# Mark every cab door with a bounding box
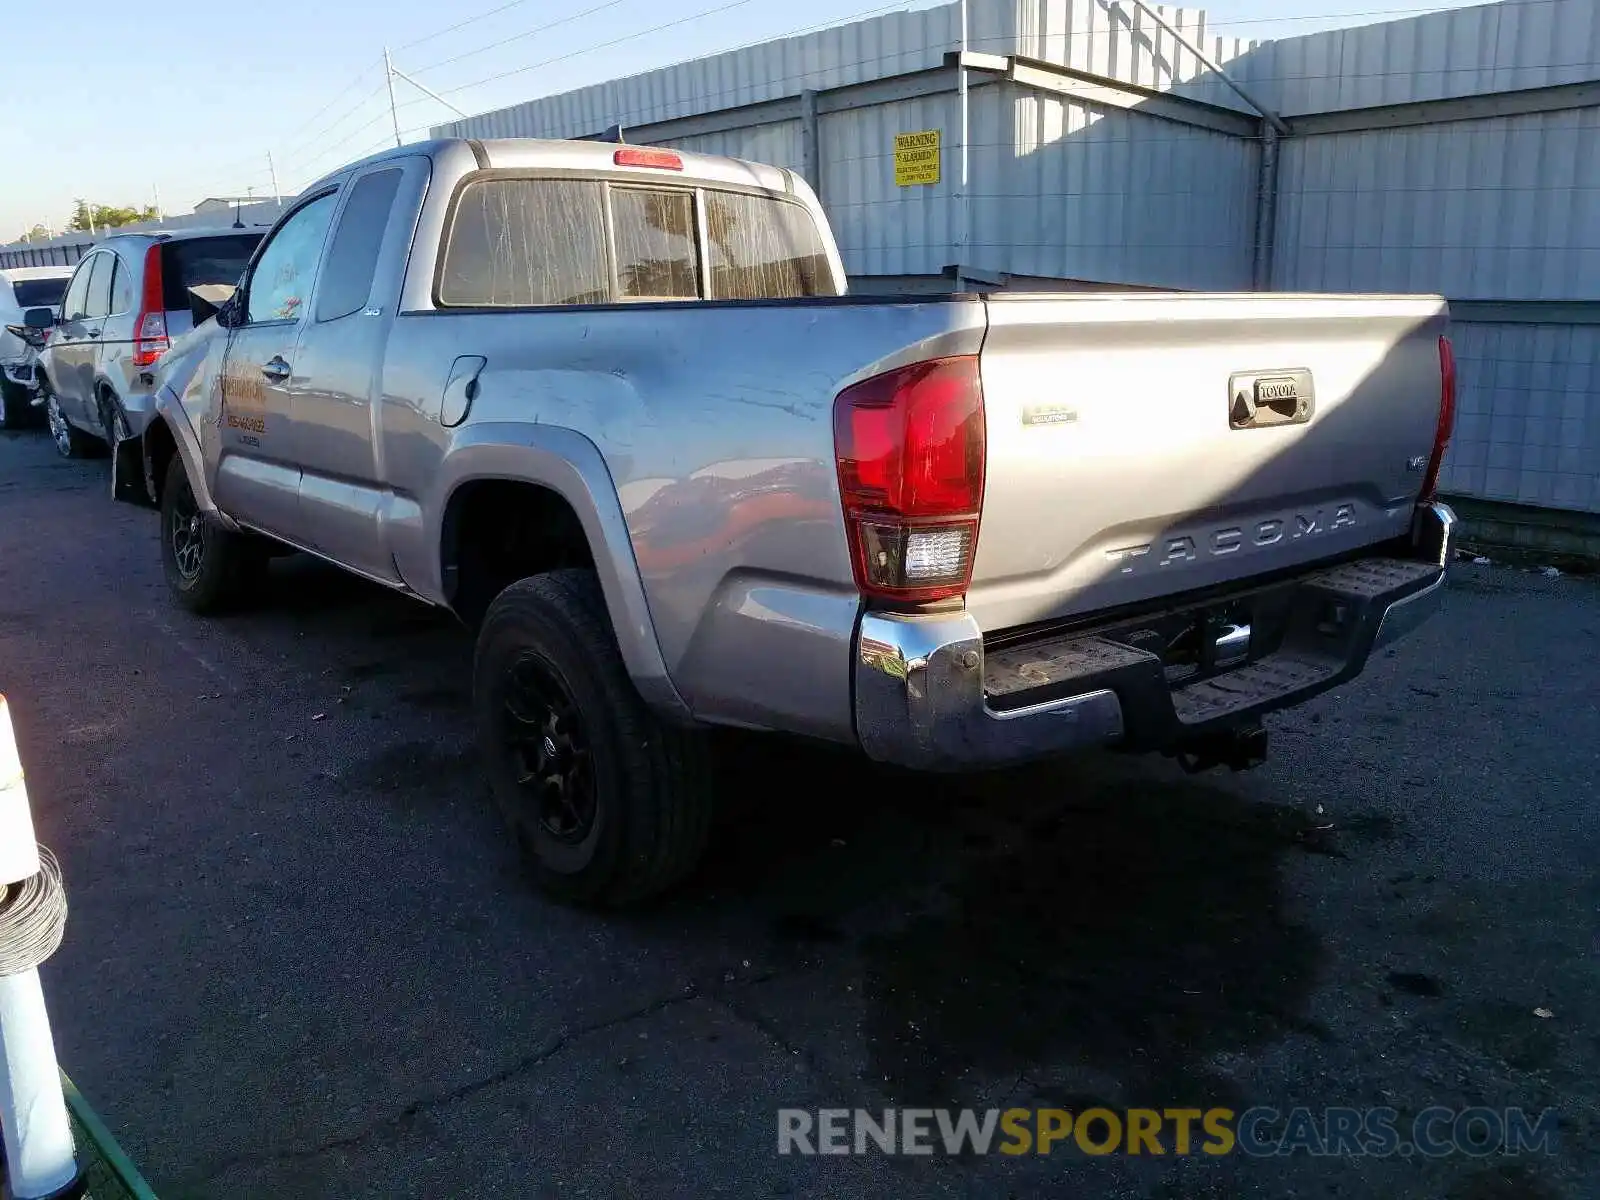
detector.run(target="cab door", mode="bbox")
[45,253,105,425]
[288,161,416,582]
[214,189,339,537]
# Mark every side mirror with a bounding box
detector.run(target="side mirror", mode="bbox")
[22,307,54,330]
[219,296,245,329]
[188,283,238,328]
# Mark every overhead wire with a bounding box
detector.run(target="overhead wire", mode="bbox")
[254,0,1595,195]
[278,80,392,169]
[395,0,544,52]
[432,0,758,99]
[411,0,631,74]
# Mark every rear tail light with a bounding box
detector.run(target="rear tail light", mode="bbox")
[614,147,683,171]
[1419,334,1456,504]
[132,244,169,367]
[833,356,986,603]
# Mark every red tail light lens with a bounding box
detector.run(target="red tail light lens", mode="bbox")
[614,147,683,171]
[132,244,169,367]
[834,356,986,603]
[1419,334,1456,504]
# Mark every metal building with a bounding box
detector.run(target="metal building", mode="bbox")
[1237,0,1600,529]
[431,0,1600,545]
[433,2,1266,292]
[2,0,1593,547]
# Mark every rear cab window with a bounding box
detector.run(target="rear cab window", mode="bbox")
[161,235,262,314]
[437,171,835,308]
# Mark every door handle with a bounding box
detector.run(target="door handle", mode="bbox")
[262,356,291,383]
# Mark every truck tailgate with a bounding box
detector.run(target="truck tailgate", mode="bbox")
[967,293,1449,634]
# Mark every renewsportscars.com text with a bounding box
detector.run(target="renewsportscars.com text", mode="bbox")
[778,1106,1559,1158]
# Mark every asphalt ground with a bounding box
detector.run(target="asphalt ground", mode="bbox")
[1,425,1596,1199]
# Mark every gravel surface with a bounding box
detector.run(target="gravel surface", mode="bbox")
[1,427,1596,1199]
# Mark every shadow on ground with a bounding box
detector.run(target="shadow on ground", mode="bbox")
[240,552,1340,1114]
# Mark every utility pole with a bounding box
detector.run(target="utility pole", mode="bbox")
[384,46,403,148]
[267,151,282,207]
[152,183,163,226]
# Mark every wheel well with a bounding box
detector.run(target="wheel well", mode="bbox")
[441,480,596,628]
[94,382,124,437]
[144,417,179,502]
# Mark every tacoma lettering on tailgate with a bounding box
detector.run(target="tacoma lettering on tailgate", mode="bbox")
[1105,505,1357,574]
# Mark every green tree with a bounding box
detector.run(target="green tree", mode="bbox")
[66,200,160,232]
[14,224,51,243]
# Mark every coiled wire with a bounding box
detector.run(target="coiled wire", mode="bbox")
[0,846,67,976]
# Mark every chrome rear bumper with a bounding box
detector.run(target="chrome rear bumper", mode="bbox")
[853,503,1456,771]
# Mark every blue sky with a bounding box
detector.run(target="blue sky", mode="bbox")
[0,0,1487,239]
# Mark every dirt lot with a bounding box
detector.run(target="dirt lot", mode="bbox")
[1,427,1596,1199]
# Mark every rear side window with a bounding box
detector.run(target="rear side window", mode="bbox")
[704,190,833,300]
[317,168,403,322]
[83,254,114,318]
[161,234,263,312]
[437,175,836,307]
[440,178,609,307]
[11,278,68,308]
[110,256,134,313]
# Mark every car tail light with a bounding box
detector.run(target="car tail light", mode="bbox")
[833,356,986,603]
[132,244,169,367]
[1419,335,1456,504]
[614,147,683,171]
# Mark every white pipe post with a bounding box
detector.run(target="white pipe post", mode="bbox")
[0,697,77,1199]
[956,0,970,284]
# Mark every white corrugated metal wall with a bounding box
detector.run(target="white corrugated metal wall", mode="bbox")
[6,0,1589,524]
[1256,0,1600,515]
[433,0,1262,290]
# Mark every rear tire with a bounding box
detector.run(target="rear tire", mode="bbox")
[160,461,267,614]
[473,570,714,907]
[0,380,32,430]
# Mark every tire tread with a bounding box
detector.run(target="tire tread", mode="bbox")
[474,570,712,907]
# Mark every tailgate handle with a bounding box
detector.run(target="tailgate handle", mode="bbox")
[1229,369,1314,430]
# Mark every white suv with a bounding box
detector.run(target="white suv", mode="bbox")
[0,266,72,429]
[38,228,260,459]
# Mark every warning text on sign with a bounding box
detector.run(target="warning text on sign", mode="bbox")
[894,130,941,186]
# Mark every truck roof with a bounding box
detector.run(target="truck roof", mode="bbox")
[305,137,796,199]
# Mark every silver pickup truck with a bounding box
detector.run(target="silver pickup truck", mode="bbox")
[134,136,1457,906]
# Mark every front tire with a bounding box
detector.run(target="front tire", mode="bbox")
[473,570,714,907]
[160,462,267,614]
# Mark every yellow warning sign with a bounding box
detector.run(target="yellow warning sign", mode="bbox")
[894,130,941,186]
